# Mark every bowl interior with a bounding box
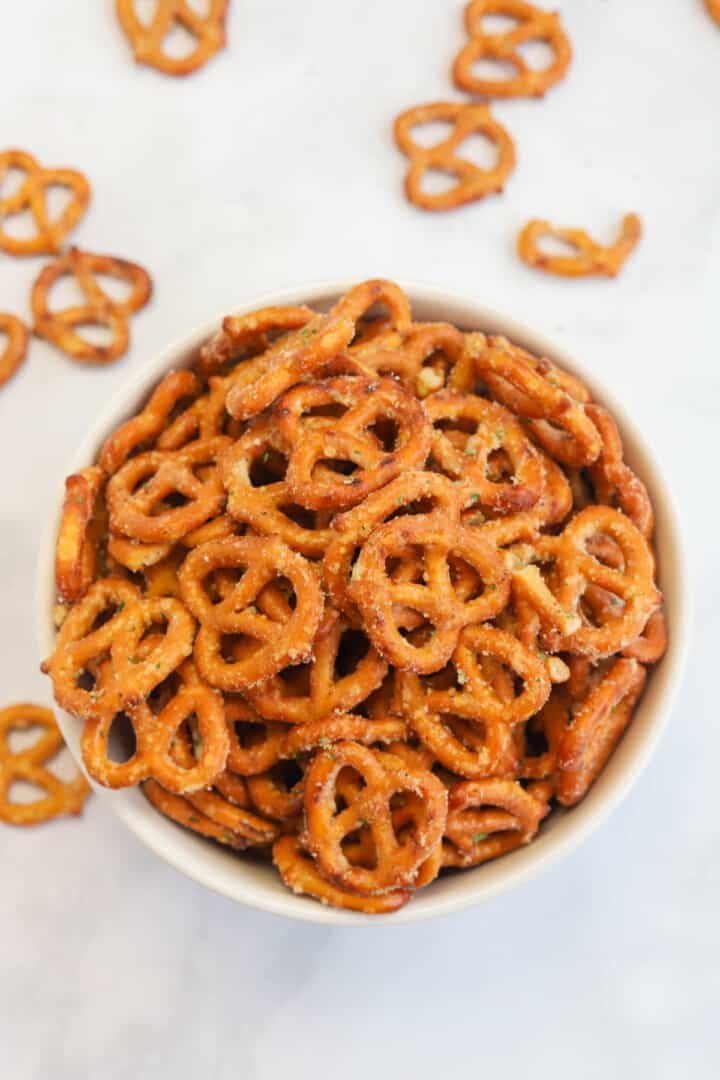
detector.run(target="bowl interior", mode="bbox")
[37,281,689,925]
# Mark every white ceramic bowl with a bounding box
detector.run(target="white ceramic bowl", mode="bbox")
[37,281,689,925]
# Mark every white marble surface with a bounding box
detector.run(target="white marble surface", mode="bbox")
[1,1,719,1076]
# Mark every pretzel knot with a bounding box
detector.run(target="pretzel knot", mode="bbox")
[0,149,90,256]
[55,466,105,602]
[442,778,548,867]
[393,101,516,211]
[348,515,510,673]
[304,741,447,894]
[107,436,230,543]
[32,247,152,364]
[452,0,572,99]
[178,536,324,690]
[0,312,29,390]
[0,704,90,825]
[99,370,200,474]
[275,373,433,511]
[115,0,229,77]
[517,215,642,278]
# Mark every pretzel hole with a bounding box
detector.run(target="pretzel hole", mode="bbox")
[132,0,161,24]
[70,323,116,348]
[468,57,519,82]
[406,121,455,149]
[516,39,555,71]
[250,448,287,486]
[161,23,202,61]
[220,633,264,663]
[43,271,87,312]
[449,557,486,601]
[419,170,464,197]
[456,132,502,171]
[334,766,366,812]
[234,719,272,750]
[105,711,137,764]
[278,502,321,530]
[368,417,400,453]
[486,447,513,480]
[8,779,52,806]
[44,183,76,222]
[534,233,580,258]
[93,273,136,306]
[523,722,549,758]
[0,166,27,200]
[274,758,303,793]
[478,13,519,34]
[7,725,49,754]
[275,663,310,697]
[316,457,359,477]
[335,628,371,678]
[1,207,42,241]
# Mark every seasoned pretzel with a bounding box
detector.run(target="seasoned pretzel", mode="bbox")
[107,436,229,543]
[0,149,90,256]
[280,714,406,759]
[247,608,387,724]
[349,515,509,673]
[223,698,287,776]
[115,0,228,76]
[358,321,471,398]
[426,389,544,512]
[393,101,516,211]
[466,451,572,547]
[199,305,315,375]
[99,370,200,473]
[179,536,324,690]
[0,312,30,389]
[450,624,552,724]
[277,373,432,511]
[273,835,411,913]
[0,704,90,825]
[304,742,447,894]
[517,215,642,278]
[585,404,653,537]
[442,778,547,867]
[468,333,601,467]
[247,762,305,824]
[54,466,104,602]
[144,779,251,849]
[32,247,152,364]
[452,0,572,99]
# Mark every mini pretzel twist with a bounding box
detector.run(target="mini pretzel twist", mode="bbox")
[452,0,572,99]
[304,741,447,894]
[115,0,229,77]
[0,149,90,256]
[32,247,152,364]
[517,215,642,278]
[99,370,200,473]
[0,704,90,825]
[55,466,105,602]
[199,305,315,375]
[442,778,548,867]
[0,312,30,389]
[393,101,516,211]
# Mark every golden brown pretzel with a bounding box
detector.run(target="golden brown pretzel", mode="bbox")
[32,247,152,363]
[585,403,653,537]
[199,305,315,375]
[99,370,200,473]
[393,101,516,211]
[442,778,547,867]
[55,466,105,602]
[115,0,229,76]
[0,149,90,255]
[0,312,30,389]
[517,215,642,278]
[452,0,572,99]
[0,704,90,825]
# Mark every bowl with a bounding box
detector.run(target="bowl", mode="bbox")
[36,280,690,925]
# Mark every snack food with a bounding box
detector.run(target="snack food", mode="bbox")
[44,280,666,914]
[0,312,29,390]
[115,0,229,76]
[0,704,90,825]
[32,247,152,363]
[0,149,90,256]
[452,0,572,99]
[393,102,516,211]
[517,215,642,278]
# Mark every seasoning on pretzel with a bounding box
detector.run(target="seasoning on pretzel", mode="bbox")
[517,215,642,278]
[115,0,229,77]
[0,149,90,256]
[41,280,667,913]
[393,101,516,211]
[0,312,30,390]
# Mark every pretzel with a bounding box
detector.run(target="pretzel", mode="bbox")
[99,370,200,473]
[426,390,544,512]
[442,778,547,867]
[222,414,336,558]
[179,536,324,690]
[555,658,647,806]
[585,404,653,537]
[393,101,516,211]
[273,836,411,913]
[247,762,305,824]
[349,515,509,673]
[517,214,642,278]
[277,373,432,511]
[452,0,572,99]
[304,742,447,894]
[247,608,388,724]
[0,149,90,256]
[467,451,572,547]
[199,305,315,375]
[144,778,263,849]
[0,704,90,825]
[115,0,228,76]
[280,714,407,759]
[468,333,601,467]
[107,436,229,543]
[0,312,29,389]
[32,247,152,364]
[355,322,471,398]
[483,333,592,407]
[55,466,105,602]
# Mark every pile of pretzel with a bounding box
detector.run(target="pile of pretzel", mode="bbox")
[42,279,666,913]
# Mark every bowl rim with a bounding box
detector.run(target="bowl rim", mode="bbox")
[36,278,691,926]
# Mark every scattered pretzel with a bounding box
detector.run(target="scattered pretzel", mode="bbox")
[394,101,516,211]
[0,149,90,256]
[115,0,229,77]
[452,0,572,98]
[517,215,642,278]
[0,313,30,389]
[32,247,152,364]
[0,704,90,825]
